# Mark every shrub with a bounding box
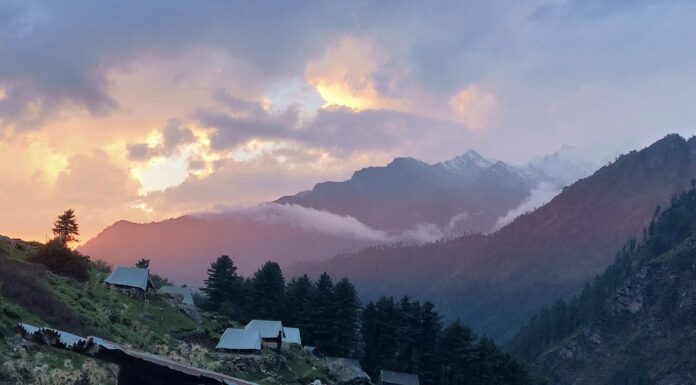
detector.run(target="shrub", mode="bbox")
[30,238,90,282]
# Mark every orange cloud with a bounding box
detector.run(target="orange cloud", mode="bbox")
[449,84,498,130]
[305,37,389,110]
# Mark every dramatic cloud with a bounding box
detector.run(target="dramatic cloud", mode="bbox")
[4,0,696,242]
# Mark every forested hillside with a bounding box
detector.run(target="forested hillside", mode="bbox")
[290,134,696,339]
[508,183,696,384]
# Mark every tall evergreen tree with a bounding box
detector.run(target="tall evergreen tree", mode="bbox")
[201,255,242,311]
[52,209,80,245]
[439,320,476,385]
[396,296,421,373]
[333,278,360,357]
[285,275,314,339]
[310,272,336,353]
[249,261,285,319]
[415,302,442,385]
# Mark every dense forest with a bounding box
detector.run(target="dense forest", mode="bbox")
[508,182,696,382]
[199,256,531,385]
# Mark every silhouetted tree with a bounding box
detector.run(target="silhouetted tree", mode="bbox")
[249,261,285,319]
[201,255,242,312]
[31,238,90,282]
[333,278,361,356]
[52,209,80,245]
[135,258,150,269]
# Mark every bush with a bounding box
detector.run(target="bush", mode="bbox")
[30,238,91,282]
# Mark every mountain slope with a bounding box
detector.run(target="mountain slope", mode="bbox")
[508,184,696,385]
[288,134,696,340]
[81,148,592,282]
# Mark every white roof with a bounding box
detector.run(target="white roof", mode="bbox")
[216,328,262,351]
[244,320,283,339]
[104,266,151,290]
[282,327,301,345]
[157,286,194,305]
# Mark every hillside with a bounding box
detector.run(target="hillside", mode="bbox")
[288,134,696,340]
[80,148,592,282]
[508,183,696,384]
[0,236,334,385]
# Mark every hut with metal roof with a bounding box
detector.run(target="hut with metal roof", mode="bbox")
[104,266,153,291]
[216,328,262,353]
[244,320,284,341]
[378,370,420,385]
[157,285,195,306]
[282,327,301,345]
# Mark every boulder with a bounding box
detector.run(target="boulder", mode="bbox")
[327,358,372,385]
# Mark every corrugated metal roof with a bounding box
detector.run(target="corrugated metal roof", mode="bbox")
[104,266,150,290]
[245,320,283,339]
[18,322,258,385]
[216,328,262,351]
[380,370,420,385]
[157,285,195,305]
[282,327,301,345]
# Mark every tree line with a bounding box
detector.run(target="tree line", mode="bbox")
[201,255,531,385]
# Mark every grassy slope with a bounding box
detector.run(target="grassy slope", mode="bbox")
[0,236,333,384]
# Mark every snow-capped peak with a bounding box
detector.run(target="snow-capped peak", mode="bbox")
[439,150,496,171]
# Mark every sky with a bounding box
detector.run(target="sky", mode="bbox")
[3,0,696,242]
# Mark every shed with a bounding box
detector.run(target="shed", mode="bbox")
[378,370,420,385]
[244,320,284,340]
[104,266,153,291]
[282,327,301,345]
[216,328,262,352]
[157,285,194,306]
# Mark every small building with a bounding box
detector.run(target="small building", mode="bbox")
[244,320,284,341]
[282,327,301,345]
[216,328,262,353]
[157,285,195,306]
[104,266,153,291]
[378,370,420,385]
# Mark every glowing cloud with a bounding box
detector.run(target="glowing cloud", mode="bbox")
[305,37,385,110]
[449,85,498,130]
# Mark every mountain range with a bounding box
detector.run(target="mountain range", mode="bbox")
[287,134,696,340]
[80,147,594,284]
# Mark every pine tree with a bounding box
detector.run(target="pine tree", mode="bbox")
[439,320,476,385]
[396,296,421,373]
[285,275,314,340]
[415,301,442,385]
[249,261,285,319]
[310,272,336,353]
[201,255,242,311]
[52,209,80,245]
[333,278,360,357]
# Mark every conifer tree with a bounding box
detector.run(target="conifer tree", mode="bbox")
[310,272,336,353]
[439,320,476,385]
[285,275,314,337]
[52,209,80,245]
[415,302,442,385]
[333,278,360,357]
[249,261,285,319]
[201,255,242,311]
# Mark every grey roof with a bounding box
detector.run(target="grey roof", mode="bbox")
[157,285,195,305]
[18,323,86,348]
[380,370,420,385]
[18,322,258,385]
[216,328,262,351]
[282,327,301,345]
[104,266,151,290]
[245,320,284,339]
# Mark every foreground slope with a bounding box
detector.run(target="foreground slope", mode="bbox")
[509,184,696,385]
[289,134,696,339]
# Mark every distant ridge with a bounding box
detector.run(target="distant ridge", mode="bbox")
[287,134,696,340]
